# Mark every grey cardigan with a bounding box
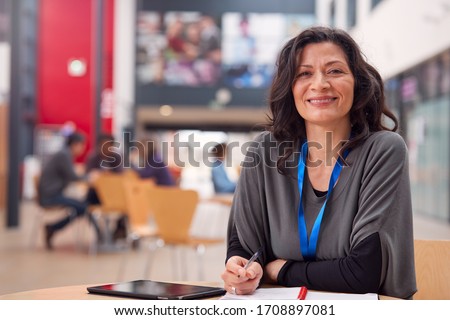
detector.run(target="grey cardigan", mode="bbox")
[228,130,417,299]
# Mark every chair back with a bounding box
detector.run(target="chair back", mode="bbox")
[93,172,138,212]
[123,179,155,228]
[147,187,199,243]
[122,169,139,180]
[414,239,450,299]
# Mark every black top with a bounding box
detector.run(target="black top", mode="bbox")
[227,226,382,294]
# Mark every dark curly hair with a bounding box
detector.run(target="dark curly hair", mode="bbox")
[267,26,398,174]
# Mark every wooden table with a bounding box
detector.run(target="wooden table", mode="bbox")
[0,284,123,300]
[0,282,395,300]
[0,282,222,300]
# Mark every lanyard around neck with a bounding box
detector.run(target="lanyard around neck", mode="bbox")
[297,141,349,261]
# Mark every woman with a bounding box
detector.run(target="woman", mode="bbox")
[221,27,416,299]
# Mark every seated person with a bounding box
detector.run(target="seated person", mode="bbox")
[85,133,122,203]
[221,26,416,299]
[211,142,236,194]
[38,132,102,250]
[131,135,175,186]
[85,133,126,240]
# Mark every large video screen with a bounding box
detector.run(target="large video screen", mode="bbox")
[136,11,314,89]
[135,0,315,107]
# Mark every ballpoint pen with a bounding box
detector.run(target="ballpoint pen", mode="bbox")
[238,246,263,277]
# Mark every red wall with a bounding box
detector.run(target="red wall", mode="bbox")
[102,0,114,134]
[37,0,114,159]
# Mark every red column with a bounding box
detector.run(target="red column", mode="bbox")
[37,0,115,159]
[101,0,115,134]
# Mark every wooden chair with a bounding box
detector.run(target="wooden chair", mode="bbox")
[413,239,450,299]
[146,186,224,280]
[89,170,139,252]
[91,172,129,213]
[118,179,158,279]
[122,168,140,181]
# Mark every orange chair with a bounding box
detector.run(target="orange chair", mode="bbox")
[118,179,158,279]
[90,171,137,214]
[89,170,139,253]
[146,186,224,280]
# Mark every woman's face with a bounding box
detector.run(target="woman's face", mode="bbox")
[292,42,355,129]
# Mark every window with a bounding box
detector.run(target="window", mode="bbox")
[347,0,357,28]
[0,0,9,42]
[330,0,336,27]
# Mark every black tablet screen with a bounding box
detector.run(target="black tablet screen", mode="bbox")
[87,280,226,300]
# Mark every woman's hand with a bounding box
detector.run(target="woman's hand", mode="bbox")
[221,256,263,295]
[264,259,287,283]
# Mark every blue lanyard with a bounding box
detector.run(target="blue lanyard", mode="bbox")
[297,142,349,261]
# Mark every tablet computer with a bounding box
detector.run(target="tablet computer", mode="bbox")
[87,280,226,300]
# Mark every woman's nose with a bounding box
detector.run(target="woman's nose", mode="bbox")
[310,73,330,90]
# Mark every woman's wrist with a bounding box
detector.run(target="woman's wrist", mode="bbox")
[276,260,295,285]
[264,259,287,284]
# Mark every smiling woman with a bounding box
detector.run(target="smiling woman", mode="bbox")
[293,42,354,130]
[221,26,416,299]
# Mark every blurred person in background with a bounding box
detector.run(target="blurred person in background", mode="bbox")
[131,135,175,186]
[38,132,102,250]
[85,133,122,204]
[199,15,221,63]
[85,133,127,241]
[211,142,236,194]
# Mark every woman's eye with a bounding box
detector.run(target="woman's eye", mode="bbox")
[328,69,343,74]
[297,71,311,77]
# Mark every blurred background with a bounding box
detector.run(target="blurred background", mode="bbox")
[0,0,449,296]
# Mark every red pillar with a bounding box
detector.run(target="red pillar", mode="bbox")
[37,0,115,159]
